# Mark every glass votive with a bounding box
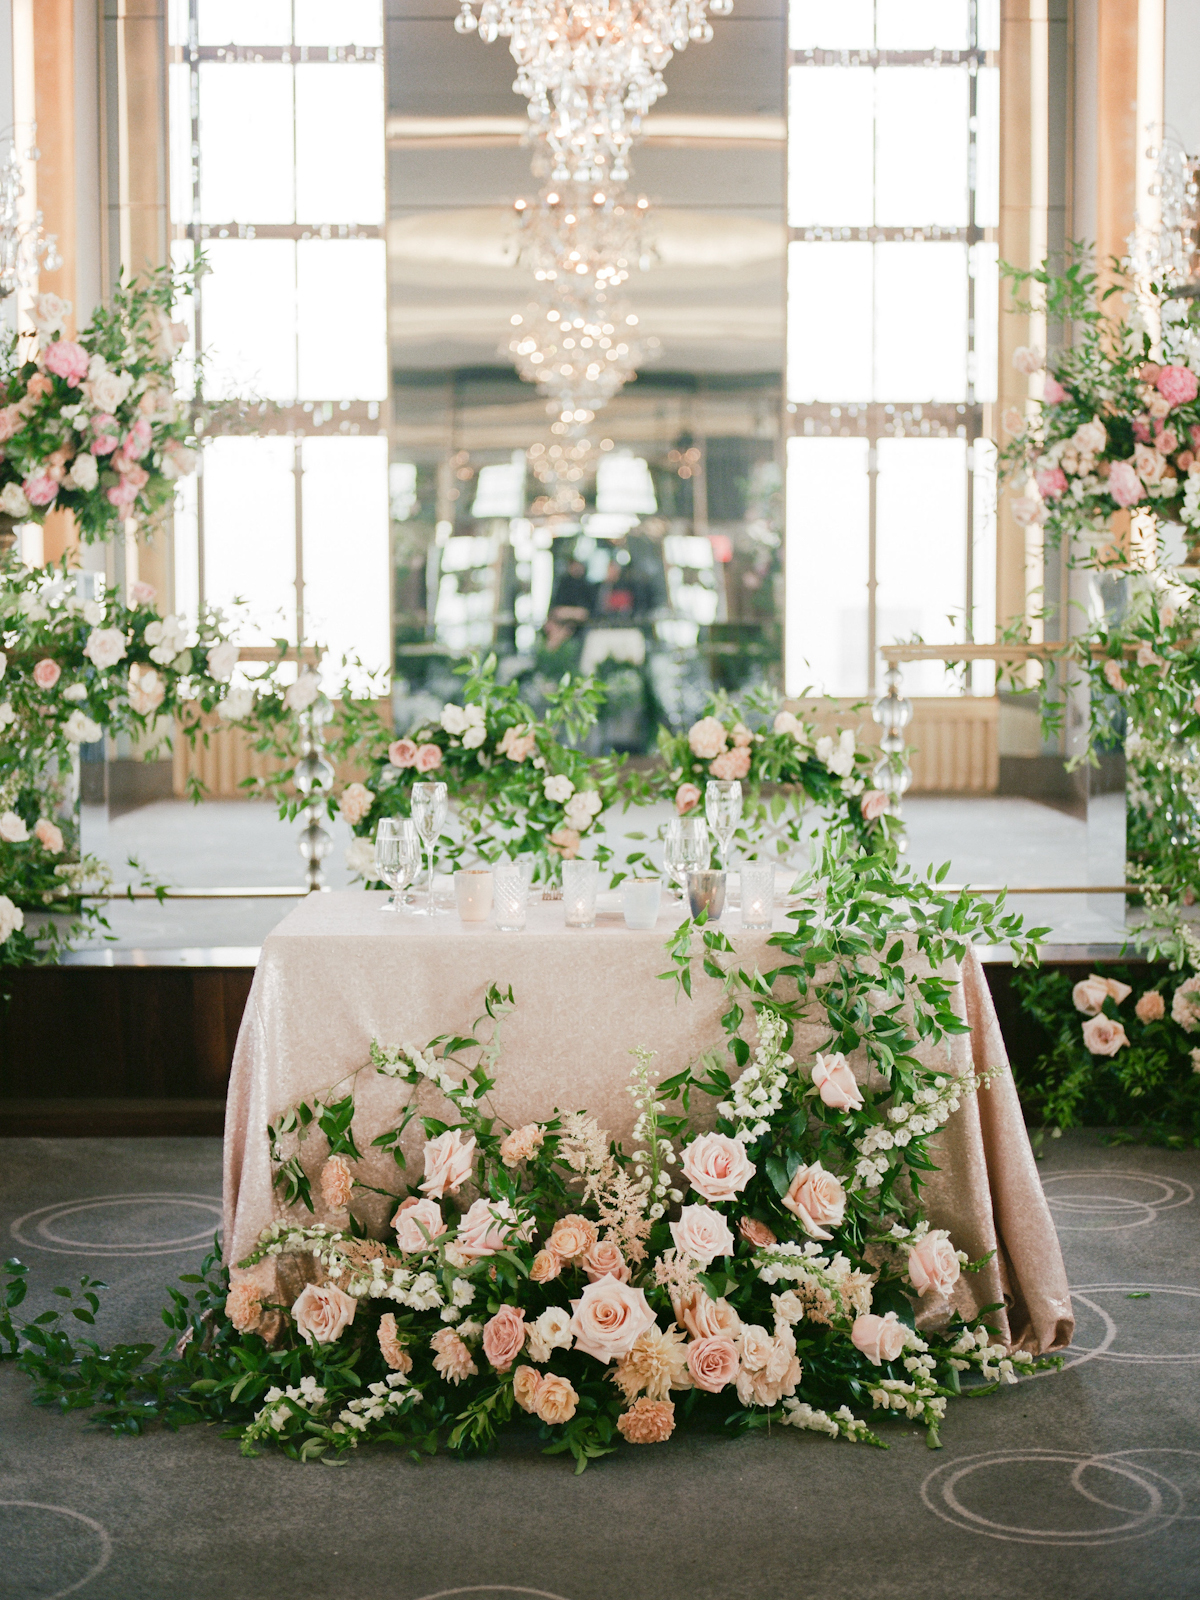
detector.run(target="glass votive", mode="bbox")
[455,868,493,923]
[493,860,533,932]
[740,862,775,929]
[622,876,663,930]
[687,869,726,922]
[562,859,599,927]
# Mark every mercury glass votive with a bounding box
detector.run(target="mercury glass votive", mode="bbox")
[455,868,493,923]
[740,862,774,930]
[622,875,663,930]
[686,869,726,922]
[493,860,533,932]
[562,858,599,927]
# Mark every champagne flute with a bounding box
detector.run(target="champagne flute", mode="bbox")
[410,781,448,916]
[374,817,421,913]
[664,816,711,897]
[705,779,742,872]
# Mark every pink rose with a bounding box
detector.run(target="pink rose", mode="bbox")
[388,738,417,768]
[781,1161,846,1240]
[1103,658,1126,692]
[675,782,701,816]
[810,1051,864,1113]
[1081,1015,1129,1056]
[582,1239,630,1282]
[418,1128,475,1198]
[1134,443,1164,485]
[1157,364,1199,408]
[414,742,442,772]
[106,479,138,510]
[1071,974,1110,1016]
[569,1277,656,1363]
[669,1203,736,1267]
[686,1334,740,1393]
[23,472,58,507]
[907,1233,961,1298]
[1042,375,1066,405]
[1135,991,1164,1023]
[710,745,751,781]
[90,414,119,455]
[454,1197,532,1261]
[32,658,60,689]
[1156,426,1178,455]
[533,1373,578,1425]
[851,1311,907,1365]
[122,417,153,459]
[130,581,156,604]
[687,716,727,760]
[392,1195,446,1252]
[1108,460,1143,507]
[34,818,63,854]
[674,1288,742,1342]
[1035,465,1068,500]
[337,781,374,825]
[482,1304,527,1372]
[513,1364,543,1413]
[42,339,89,386]
[860,789,888,822]
[291,1282,357,1344]
[0,403,23,441]
[680,1132,755,1203]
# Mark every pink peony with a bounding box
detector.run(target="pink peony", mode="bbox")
[42,340,89,385]
[617,1397,675,1443]
[454,1197,532,1261]
[122,417,153,459]
[89,414,119,455]
[1081,1015,1129,1056]
[582,1240,630,1282]
[680,1132,755,1203]
[113,457,148,488]
[291,1282,357,1344]
[482,1304,527,1372]
[1157,365,1199,408]
[710,745,751,781]
[388,738,417,768]
[1108,460,1143,507]
[32,658,60,689]
[392,1195,446,1252]
[810,1051,865,1113]
[675,782,701,816]
[23,472,58,507]
[1035,466,1068,500]
[430,1327,477,1384]
[687,715,727,760]
[851,1311,907,1365]
[106,479,138,510]
[782,1161,846,1240]
[418,1128,476,1198]
[34,818,63,854]
[1042,375,1066,405]
[907,1233,961,1298]
[1135,991,1165,1023]
[414,742,442,772]
[569,1277,656,1362]
[319,1154,355,1209]
[686,1335,740,1393]
[669,1203,736,1267]
[860,789,889,822]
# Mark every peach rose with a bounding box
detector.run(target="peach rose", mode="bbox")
[482,1304,527,1372]
[907,1233,961,1298]
[530,1247,562,1283]
[781,1161,846,1240]
[674,1288,742,1342]
[1103,657,1126,691]
[33,818,63,854]
[738,1216,776,1248]
[378,1312,412,1374]
[454,1197,532,1261]
[548,826,581,859]
[731,722,753,747]
[686,1335,740,1393]
[418,1128,476,1198]
[680,1132,755,1203]
[549,1213,598,1262]
[534,1373,579,1425]
[582,1240,630,1282]
[512,1364,542,1413]
[675,782,702,816]
[292,1282,357,1345]
[338,782,374,825]
[617,1397,675,1443]
[224,1279,263,1333]
[810,1052,864,1113]
[392,1195,446,1252]
[388,738,417,768]
[1135,990,1165,1023]
[319,1154,355,1209]
[499,1123,544,1166]
[414,742,442,772]
[860,789,888,822]
[710,745,751,782]
[851,1311,907,1366]
[1073,973,1129,1015]
[32,657,60,689]
[1081,1015,1129,1056]
[498,724,537,763]
[569,1277,656,1362]
[687,716,727,760]
[430,1327,477,1384]
[669,1204,736,1267]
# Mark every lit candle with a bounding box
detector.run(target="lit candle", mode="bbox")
[454,869,493,923]
[563,859,599,927]
[740,862,774,930]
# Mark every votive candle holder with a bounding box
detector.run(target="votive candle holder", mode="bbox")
[686,869,726,922]
[740,862,774,929]
[493,860,533,932]
[454,868,493,923]
[622,875,663,930]
[562,859,599,927]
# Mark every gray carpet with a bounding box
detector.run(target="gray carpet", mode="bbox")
[0,1131,1197,1599]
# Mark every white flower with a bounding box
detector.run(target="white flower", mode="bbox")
[0,482,30,519]
[65,452,98,491]
[0,810,29,842]
[0,651,5,678]
[461,723,486,749]
[345,836,375,878]
[206,641,239,682]
[83,367,133,413]
[218,686,255,722]
[440,702,468,735]
[543,773,574,803]
[82,599,104,626]
[534,1306,573,1350]
[773,710,806,741]
[83,627,127,670]
[32,292,70,337]
[284,671,320,712]
[0,894,24,943]
[64,709,102,744]
[1012,345,1044,375]
[0,702,14,728]
[815,728,856,777]
[61,684,88,703]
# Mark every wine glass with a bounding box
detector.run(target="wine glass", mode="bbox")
[410,781,448,916]
[374,817,421,913]
[664,816,711,897]
[705,779,742,871]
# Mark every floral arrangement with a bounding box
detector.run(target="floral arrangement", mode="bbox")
[1012,963,1200,1146]
[0,270,197,540]
[1,830,1050,1464]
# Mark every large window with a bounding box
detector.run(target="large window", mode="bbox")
[784,0,999,697]
[168,0,390,675]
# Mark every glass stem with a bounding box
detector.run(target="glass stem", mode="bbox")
[427,840,436,913]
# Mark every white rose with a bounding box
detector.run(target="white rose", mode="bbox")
[461,723,486,749]
[218,686,255,722]
[0,894,24,943]
[0,650,5,678]
[66,452,98,491]
[284,671,320,712]
[206,641,239,682]
[61,684,88,702]
[817,728,855,777]
[534,1306,573,1351]
[440,702,468,735]
[82,600,104,625]
[32,292,69,337]
[345,836,375,878]
[0,482,31,518]
[83,369,133,413]
[0,810,29,842]
[543,774,574,803]
[144,621,164,646]
[0,702,14,728]
[64,709,102,744]
[83,627,127,670]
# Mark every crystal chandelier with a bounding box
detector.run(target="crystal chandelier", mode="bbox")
[505,285,657,419]
[513,182,654,297]
[0,132,61,300]
[454,0,733,183]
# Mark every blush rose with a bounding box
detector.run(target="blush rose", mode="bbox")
[680,1132,755,1203]
[851,1311,907,1366]
[388,738,418,768]
[569,1277,656,1362]
[810,1052,864,1113]
[32,658,60,689]
[1081,1016,1129,1056]
[674,781,701,815]
[907,1233,961,1298]
[392,1195,446,1252]
[669,1204,736,1267]
[482,1304,527,1372]
[418,1128,476,1198]
[686,1335,740,1393]
[291,1282,357,1344]
[781,1161,846,1240]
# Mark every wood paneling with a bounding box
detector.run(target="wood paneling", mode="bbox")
[796,696,1000,793]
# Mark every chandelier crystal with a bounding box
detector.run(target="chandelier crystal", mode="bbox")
[513,182,654,296]
[504,285,658,419]
[0,132,61,300]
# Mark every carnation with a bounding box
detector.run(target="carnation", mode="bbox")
[319,1154,355,1210]
[616,1397,675,1443]
[1171,975,1200,1032]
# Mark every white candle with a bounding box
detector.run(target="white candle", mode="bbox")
[455,869,493,923]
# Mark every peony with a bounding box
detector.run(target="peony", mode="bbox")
[23,473,59,507]
[851,1311,907,1365]
[292,1282,357,1344]
[569,1277,656,1362]
[65,452,98,491]
[319,1154,355,1209]
[1103,658,1126,692]
[512,1364,543,1413]
[1081,1015,1129,1056]
[414,742,442,772]
[482,1304,527,1372]
[122,417,153,459]
[206,641,238,682]
[499,1123,543,1166]
[388,738,418,768]
[529,1248,562,1283]
[680,1132,755,1203]
[543,772,574,803]
[32,658,60,689]
[454,1197,532,1261]
[674,1288,742,1343]
[534,1373,579,1425]
[782,1161,846,1240]
[811,1051,865,1113]
[1135,990,1165,1023]
[687,1335,740,1393]
[907,1232,961,1298]
[392,1196,446,1252]
[669,1204,736,1267]
[674,781,701,815]
[548,1213,598,1262]
[738,1216,776,1248]
[860,789,889,822]
[709,745,751,781]
[224,1280,263,1333]
[430,1327,477,1384]
[1012,345,1044,374]
[1042,374,1067,405]
[582,1240,630,1282]
[127,663,165,716]
[688,715,728,759]
[83,627,127,670]
[42,339,90,385]
[88,413,119,455]
[617,1398,675,1443]
[418,1128,476,1198]
[1036,465,1068,500]
[63,709,101,744]
[1108,460,1143,507]
[338,782,374,826]
[33,818,63,854]
[0,810,29,842]
[0,894,24,942]
[378,1312,412,1374]
[1157,364,1198,408]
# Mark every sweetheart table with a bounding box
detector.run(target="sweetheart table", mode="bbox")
[222,890,1073,1354]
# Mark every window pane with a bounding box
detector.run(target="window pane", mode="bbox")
[787,241,872,402]
[302,437,390,680]
[975,66,1000,228]
[173,471,199,628]
[977,0,1000,51]
[875,437,966,693]
[875,68,968,227]
[788,68,873,227]
[785,436,869,696]
[971,437,997,692]
[296,240,387,399]
[788,0,873,50]
[198,64,294,223]
[970,241,998,401]
[876,0,969,49]
[294,0,383,46]
[295,64,384,224]
[169,62,193,225]
[202,239,297,400]
[198,0,291,45]
[874,242,966,400]
[203,437,297,643]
